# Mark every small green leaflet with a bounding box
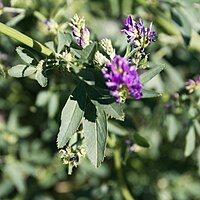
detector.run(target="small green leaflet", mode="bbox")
[16,46,35,64]
[133,132,150,148]
[57,83,86,148]
[83,100,107,167]
[48,93,59,118]
[141,89,161,98]
[8,65,36,78]
[35,61,47,87]
[166,114,179,142]
[92,100,124,121]
[140,65,165,84]
[45,41,55,52]
[184,126,196,157]
[57,32,72,53]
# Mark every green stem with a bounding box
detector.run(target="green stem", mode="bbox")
[114,145,135,200]
[0,22,53,56]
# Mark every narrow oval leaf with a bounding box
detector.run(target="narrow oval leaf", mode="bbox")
[83,103,107,168]
[16,46,35,64]
[35,64,47,87]
[193,120,200,137]
[133,132,150,148]
[35,91,50,107]
[140,65,165,84]
[48,93,59,118]
[141,89,162,98]
[184,126,196,157]
[166,114,179,142]
[57,83,86,148]
[8,65,36,78]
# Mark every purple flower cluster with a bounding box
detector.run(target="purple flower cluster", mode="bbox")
[102,55,143,102]
[121,15,157,51]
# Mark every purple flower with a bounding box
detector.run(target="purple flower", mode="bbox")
[186,75,200,93]
[70,15,90,48]
[102,55,143,102]
[121,15,157,51]
[77,27,90,48]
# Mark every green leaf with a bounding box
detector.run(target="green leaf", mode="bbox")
[57,83,86,148]
[108,121,128,136]
[197,147,200,176]
[8,65,36,78]
[57,32,72,53]
[45,41,55,52]
[166,114,179,142]
[133,132,150,148]
[194,120,200,137]
[16,46,35,64]
[35,91,50,107]
[4,164,26,193]
[184,126,196,157]
[92,101,124,121]
[171,7,192,45]
[0,22,53,56]
[35,63,47,87]
[140,65,165,84]
[6,12,26,27]
[141,89,162,98]
[48,93,59,118]
[83,101,107,167]
[80,42,97,62]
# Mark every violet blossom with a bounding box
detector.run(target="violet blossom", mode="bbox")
[102,55,143,102]
[121,15,157,52]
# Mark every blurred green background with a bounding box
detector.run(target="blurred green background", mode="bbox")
[1,0,200,199]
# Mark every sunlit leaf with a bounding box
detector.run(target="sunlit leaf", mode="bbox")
[57,32,72,53]
[184,126,196,157]
[140,65,165,84]
[93,101,124,121]
[48,93,59,118]
[83,101,107,167]
[166,114,179,142]
[141,89,162,98]
[16,46,35,64]
[35,64,47,87]
[57,83,86,148]
[8,65,36,78]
